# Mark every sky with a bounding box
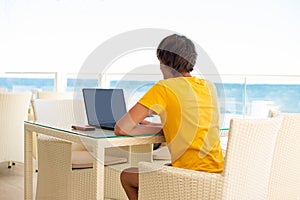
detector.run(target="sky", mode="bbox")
[0,0,299,76]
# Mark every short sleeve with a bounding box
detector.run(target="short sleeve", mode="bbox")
[138,82,167,115]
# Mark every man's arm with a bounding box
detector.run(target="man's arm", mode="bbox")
[114,103,162,136]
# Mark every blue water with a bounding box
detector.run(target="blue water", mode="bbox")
[215,83,300,114]
[0,78,98,92]
[0,77,55,91]
[1,78,299,113]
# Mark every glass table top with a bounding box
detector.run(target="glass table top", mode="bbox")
[24,121,164,139]
[25,121,229,139]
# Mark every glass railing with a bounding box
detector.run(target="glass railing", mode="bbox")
[104,74,300,128]
[1,72,299,128]
[0,72,56,92]
[0,72,99,93]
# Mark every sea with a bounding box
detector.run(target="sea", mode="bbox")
[1,78,300,114]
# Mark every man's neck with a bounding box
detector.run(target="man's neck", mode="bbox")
[180,72,192,77]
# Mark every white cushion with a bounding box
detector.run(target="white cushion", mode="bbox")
[104,155,128,166]
[71,151,128,169]
[72,151,93,169]
[153,146,171,160]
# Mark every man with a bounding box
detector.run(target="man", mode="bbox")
[114,34,224,200]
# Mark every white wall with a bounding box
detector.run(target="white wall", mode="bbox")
[0,0,299,75]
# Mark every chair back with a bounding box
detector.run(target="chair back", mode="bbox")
[222,118,282,200]
[36,135,72,199]
[37,91,73,99]
[268,113,300,199]
[0,92,31,163]
[32,99,87,127]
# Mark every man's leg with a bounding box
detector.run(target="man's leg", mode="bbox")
[120,167,139,200]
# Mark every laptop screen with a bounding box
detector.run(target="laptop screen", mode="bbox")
[82,88,127,127]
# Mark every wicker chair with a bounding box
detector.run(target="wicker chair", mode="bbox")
[33,99,129,199]
[0,92,31,167]
[36,135,130,200]
[139,118,282,200]
[30,91,74,160]
[32,98,87,156]
[268,113,300,199]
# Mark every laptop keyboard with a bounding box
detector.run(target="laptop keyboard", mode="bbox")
[100,123,116,130]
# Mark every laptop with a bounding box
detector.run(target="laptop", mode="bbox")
[82,88,127,130]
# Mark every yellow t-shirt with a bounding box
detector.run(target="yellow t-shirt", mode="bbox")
[138,77,224,173]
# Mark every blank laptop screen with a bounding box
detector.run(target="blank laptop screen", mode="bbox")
[82,88,127,127]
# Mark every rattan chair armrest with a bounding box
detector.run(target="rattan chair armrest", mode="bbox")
[139,162,223,200]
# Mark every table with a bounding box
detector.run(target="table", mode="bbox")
[24,121,165,200]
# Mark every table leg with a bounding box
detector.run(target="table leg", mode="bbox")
[94,146,105,200]
[24,128,33,200]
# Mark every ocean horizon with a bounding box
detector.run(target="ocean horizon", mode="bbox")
[1,78,299,114]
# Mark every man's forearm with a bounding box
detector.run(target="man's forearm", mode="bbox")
[126,124,163,136]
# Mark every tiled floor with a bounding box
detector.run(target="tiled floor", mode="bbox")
[0,161,37,200]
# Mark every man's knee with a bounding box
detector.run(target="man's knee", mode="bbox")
[120,170,129,185]
[120,167,138,186]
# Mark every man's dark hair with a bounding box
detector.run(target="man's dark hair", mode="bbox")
[157,34,197,73]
